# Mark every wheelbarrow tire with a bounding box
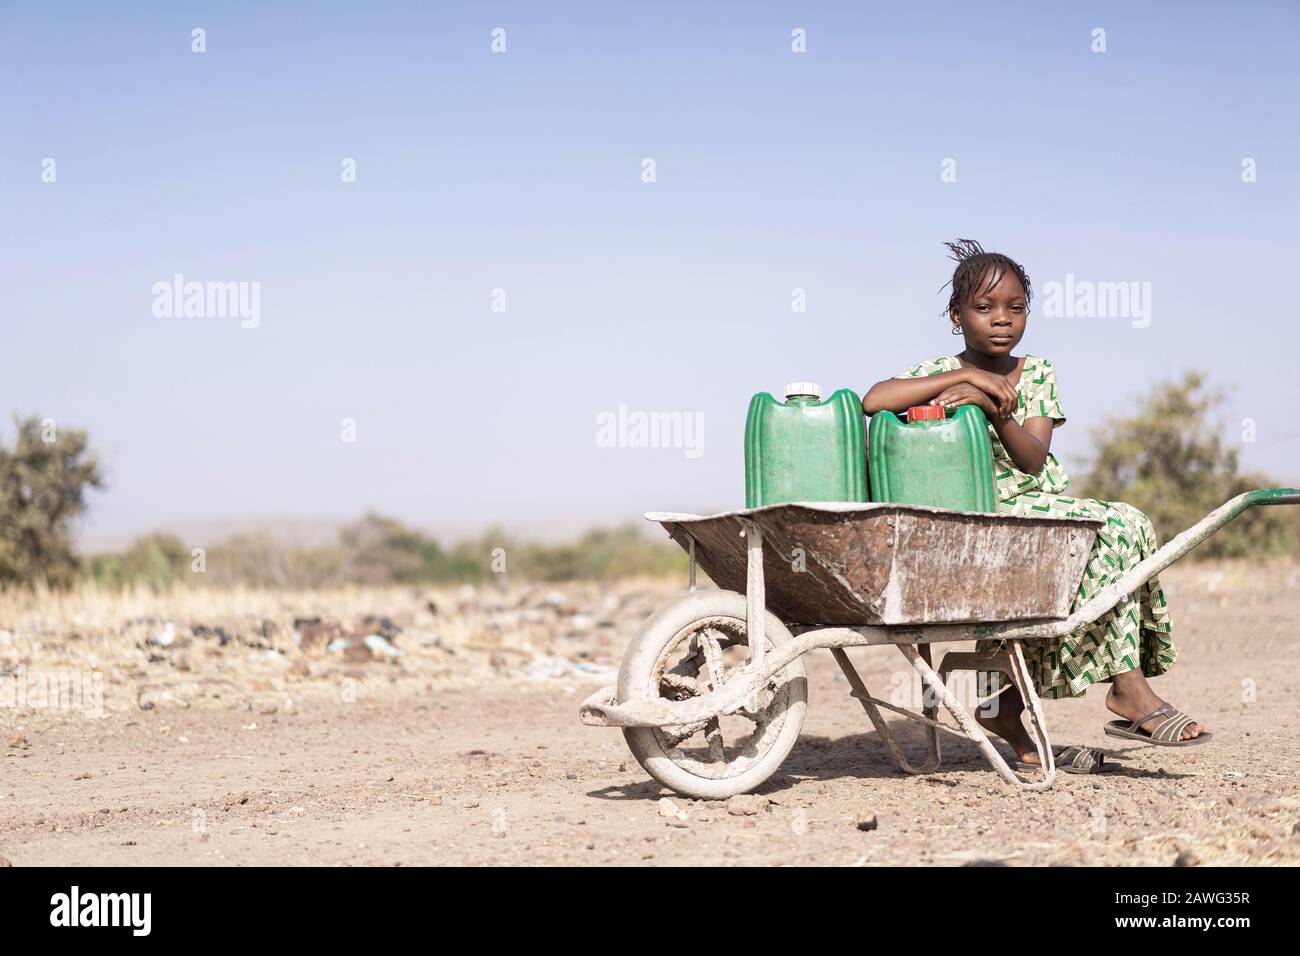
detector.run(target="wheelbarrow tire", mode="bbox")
[618,588,807,801]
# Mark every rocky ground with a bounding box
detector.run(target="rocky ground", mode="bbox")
[1,562,1297,866]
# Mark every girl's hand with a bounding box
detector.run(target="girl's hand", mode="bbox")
[960,368,1018,419]
[932,383,1005,420]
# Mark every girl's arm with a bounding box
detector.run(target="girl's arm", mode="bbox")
[930,381,1055,475]
[991,415,1054,476]
[862,371,967,415]
[862,368,1017,418]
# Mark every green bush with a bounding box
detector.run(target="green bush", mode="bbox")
[515,525,686,581]
[1079,371,1297,558]
[10,370,1295,593]
[0,416,103,587]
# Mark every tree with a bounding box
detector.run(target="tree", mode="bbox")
[0,416,104,587]
[122,532,189,591]
[516,524,686,581]
[1081,372,1295,558]
[337,513,430,585]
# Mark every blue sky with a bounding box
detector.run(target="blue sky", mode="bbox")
[2,1,1298,547]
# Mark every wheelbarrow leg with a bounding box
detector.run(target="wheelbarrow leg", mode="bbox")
[898,643,1055,791]
[830,647,941,775]
[737,518,766,715]
[1006,640,1055,785]
[917,644,941,765]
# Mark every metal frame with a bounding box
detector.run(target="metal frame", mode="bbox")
[828,643,1056,788]
[580,489,1300,789]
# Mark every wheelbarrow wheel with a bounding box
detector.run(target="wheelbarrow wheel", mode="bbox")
[618,589,807,800]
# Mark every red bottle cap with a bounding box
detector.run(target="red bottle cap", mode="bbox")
[906,404,946,422]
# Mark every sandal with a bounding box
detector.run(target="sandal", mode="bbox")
[1016,745,1118,774]
[1103,703,1213,747]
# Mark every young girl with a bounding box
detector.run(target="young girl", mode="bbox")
[862,239,1209,766]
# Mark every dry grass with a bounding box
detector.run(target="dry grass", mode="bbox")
[0,578,679,716]
[2,560,1296,718]
[3,560,1299,866]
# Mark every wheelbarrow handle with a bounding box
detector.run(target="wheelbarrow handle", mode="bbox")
[1246,488,1300,507]
[999,488,1300,642]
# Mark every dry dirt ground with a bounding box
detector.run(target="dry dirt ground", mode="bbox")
[1,562,1298,866]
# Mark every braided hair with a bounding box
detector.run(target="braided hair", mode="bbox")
[940,238,1032,322]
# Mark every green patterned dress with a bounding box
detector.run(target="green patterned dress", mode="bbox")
[897,355,1176,699]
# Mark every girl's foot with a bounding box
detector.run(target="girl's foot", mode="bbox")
[975,705,1043,765]
[1106,678,1203,740]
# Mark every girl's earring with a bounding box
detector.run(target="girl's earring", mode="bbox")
[951,324,963,335]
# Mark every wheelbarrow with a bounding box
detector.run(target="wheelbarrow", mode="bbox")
[580,489,1299,797]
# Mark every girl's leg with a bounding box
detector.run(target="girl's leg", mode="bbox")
[1106,669,1204,739]
[975,494,1199,756]
[975,669,1204,757]
[975,685,1043,764]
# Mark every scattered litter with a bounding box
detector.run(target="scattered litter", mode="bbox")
[522,656,617,683]
[323,632,401,663]
[362,634,401,658]
[192,624,231,646]
[296,619,343,650]
[149,623,177,647]
[359,615,400,640]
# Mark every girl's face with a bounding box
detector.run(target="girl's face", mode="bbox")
[951,268,1027,357]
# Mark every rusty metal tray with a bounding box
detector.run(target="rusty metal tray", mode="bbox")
[646,502,1101,627]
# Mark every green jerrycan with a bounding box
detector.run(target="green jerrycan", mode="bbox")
[744,383,869,508]
[867,403,997,512]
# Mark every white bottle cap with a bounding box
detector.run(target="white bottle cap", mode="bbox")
[784,382,822,400]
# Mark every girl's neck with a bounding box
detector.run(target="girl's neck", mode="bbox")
[956,348,1018,376]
